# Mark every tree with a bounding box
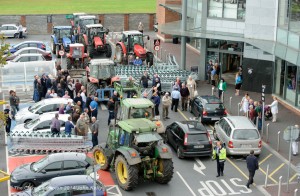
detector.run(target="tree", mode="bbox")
[0,34,10,67]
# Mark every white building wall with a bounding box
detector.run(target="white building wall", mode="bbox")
[206,18,245,35]
[244,0,278,41]
[243,43,275,62]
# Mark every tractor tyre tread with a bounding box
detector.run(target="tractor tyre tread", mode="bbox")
[106,44,112,58]
[155,159,174,184]
[92,146,110,171]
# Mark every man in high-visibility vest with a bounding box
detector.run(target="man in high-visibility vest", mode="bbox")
[212,141,227,177]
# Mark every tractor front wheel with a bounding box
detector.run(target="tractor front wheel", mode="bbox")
[93,146,110,170]
[155,159,174,184]
[105,44,112,58]
[146,52,154,66]
[87,46,95,59]
[115,155,139,191]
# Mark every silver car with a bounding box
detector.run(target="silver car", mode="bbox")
[0,24,27,38]
[9,53,46,63]
[213,116,262,156]
[12,113,70,135]
[15,98,74,124]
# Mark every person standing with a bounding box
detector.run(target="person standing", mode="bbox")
[86,94,93,118]
[152,92,160,117]
[126,76,134,98]
[207,60,213,84]
[254,101,262,131]
[75,79,82,95]
[81,89,87,111]
[186,76,197,99]
[292,125,300,156]
[4,105,12,136]
[212,141,227,177]
[152,77,162,95]
[14,91,20,112]
[64,116,74,136]
[171,87,181,112]
[235,72,243,96]
[140,71,150,88]
[33,75,40,102]
[162,92,172,120]
[9,90,17,120]
[76,114,87,136]
[51,113,61,136]
[246,150,259,189]
[269,96,278,122]
[180,83,190,111]
[90,97,99,118]
[91,117,99,147]
[58,104,65,114]
[63,91,71,98]
[107,97,115,126]
[138,21,144,33]
[218,78,227,100]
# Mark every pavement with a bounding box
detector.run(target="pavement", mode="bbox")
[0,32,300,196]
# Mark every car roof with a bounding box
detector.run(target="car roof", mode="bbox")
[73,12,86,16]
[86,24,103,28]
[123,30,143,36]
[118,118,157,133]
[42,98,73,105]
[17,47,45,52]
[47,152,86,161]
[198,95,222,104]
[38,113,70,122]
[13,41,44,47]
[176,121,207,133]
[2,24,18,26]
[225,116,256,129]
[53,26,72,29]
[49,175,93,188]
[122,98,154,108]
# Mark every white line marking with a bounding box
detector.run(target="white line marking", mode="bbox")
[176,171,197,196]
[193,158,206,176]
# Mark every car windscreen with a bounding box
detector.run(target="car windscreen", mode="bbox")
[232,129,259,140]
[135,132,162,143]
[32,181,50,196]
[205,103,224,111]
[130,108,153,119]
[28,101,44,113]
[32,156,49,172]
[181,121,206,131]
[187,133,208,143]
[24,118,40,129]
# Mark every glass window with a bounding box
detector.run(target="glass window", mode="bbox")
[208,0,246,19]
[36,120,51,130]
[285,64,297,104]
[18,44,28,49]
[43,161,62,172]
[223,123,232,137]
[289,0,300,33]
[0,26,8,30]
[187,133,208,142]
[29,43,38,47]
[232,129,259,140]
[63,161,79,170]
[8,26,17,30]
[18,57,28,62]
[72,185,93,195]
[209,0,223,18]
[39,104,55,113]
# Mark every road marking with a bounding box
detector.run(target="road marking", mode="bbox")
[259,154,272,166]
[269,163,285,177]
[289,173,298,183]
[258,167,277,184]
[193,158,206,176]
[176,171,197,196]
[178,109,188,120]
[226,158,252,182]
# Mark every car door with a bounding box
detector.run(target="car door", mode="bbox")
[37,104,56,114]
[38,161,62,184]
[7,25,17,37]
[34,120,52,133]
[47,186,72,196]
[215,118,226,142]
[192,98,199,116]
[166,123,177,148]
[0,26,8,37]
[62,160,85,176]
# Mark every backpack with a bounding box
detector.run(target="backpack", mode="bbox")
[237,75,242,83]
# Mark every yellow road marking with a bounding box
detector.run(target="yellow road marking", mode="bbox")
[269,163,285,177]
[259,167,277,184]
[289,173,298,183]
[259,154,272,166]
[177,109,188,120]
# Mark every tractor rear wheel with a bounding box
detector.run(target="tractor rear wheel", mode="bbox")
[155,159,174,184]
[87,46,95,59]
[146,52,154,66]
[66,58,72,70]
[93,146,110,170]
[87,82,98,97]
[105,44,112,58]
[115,45,124,63]
[115,155,139,191]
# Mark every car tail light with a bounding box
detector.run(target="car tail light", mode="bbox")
[207,132,212,145]
[184,134,188,145]
[228,141,234,148]
[46,53,51,57]
[258,140,262,148]
[224,110,228,115]
[203,110,207,116]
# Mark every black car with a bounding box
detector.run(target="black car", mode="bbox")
[10,153,93,189]
[12,175,107,196]
[165,121,212,158]
[190,95,227,123]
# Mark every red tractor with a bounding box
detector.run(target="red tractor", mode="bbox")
[115,30,153,66]
[66,43,89,69]
[80,24,111,58]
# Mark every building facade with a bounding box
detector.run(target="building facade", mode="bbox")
[157,0,300,109]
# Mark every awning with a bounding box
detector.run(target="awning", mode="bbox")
[159,4,182,14]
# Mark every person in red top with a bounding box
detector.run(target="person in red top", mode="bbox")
[75,79,82,95]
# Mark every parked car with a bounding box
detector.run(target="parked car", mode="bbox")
[8,41,46,54]
[0,24,27,38]
[190,95,227,123]
[10,153,93,189]
[11,113,70,135]
[165,121,212,158]
[12,175,107,196]
[8,53,46,63]
[5,47,52,61]
[213,116,262,156]
[15,98,74,124]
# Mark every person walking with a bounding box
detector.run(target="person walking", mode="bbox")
[240,93,250,116]
[218,78,227,101]
[269,96,278,122]
[180,83,190,111]
[162,92,172,120]
[107,97,115,126]
[212,141,226,177]
[51,113,61,136]
[171,87,181,112]
[4,105,12,136]
[246,150,259,188]
[90,97,99,118]
[138,21,144,33]
[152,92,160,117]
[91,117,99,147]
[292,125,300,156]
[64,116,74,136]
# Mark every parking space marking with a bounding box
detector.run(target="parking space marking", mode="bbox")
[258,167,277,184]
[178,109,188,120]
[259,154,272,166]
[226,158,253,184]
[289,173,298,183]
[269,163,285,178]
[176,171,197,196]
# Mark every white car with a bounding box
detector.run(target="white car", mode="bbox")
[9,53,46,63]
[12,113,70,135]
[0,24,27,38]
[15,98,74,124]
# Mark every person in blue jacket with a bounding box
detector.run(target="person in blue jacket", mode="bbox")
[65,116,74,136]
[133,56,143,66]
[151,92,160,116]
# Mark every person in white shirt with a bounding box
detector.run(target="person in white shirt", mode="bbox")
[81,89,87,110]
[269,96,278,122]
[50,89,58,98]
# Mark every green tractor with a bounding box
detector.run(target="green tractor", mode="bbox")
[93,118,174,191]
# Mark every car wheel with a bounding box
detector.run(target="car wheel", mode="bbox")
[177,147,183,159]
[21,181,34,190]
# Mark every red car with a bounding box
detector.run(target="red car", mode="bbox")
[6,47,52,61]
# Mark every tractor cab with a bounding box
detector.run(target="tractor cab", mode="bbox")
[69,43,85,58]
[122,31,145,53]
[71,12,86,27]
[77,15,98,34]
[85,24,108,44]
[51,26,73,54]
[88,59,115,87]
[66,43,89,70]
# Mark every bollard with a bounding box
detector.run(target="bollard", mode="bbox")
[294,189,298,196]
[266,123,270,143]
[265,164,269,188]
[229,97,232,111]
[277,131,281,152]
[212,87,214,96]
[238,103,241,116]
[278,176,282,196]
[246,110,249,118]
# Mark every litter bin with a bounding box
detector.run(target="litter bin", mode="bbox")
[173,37,179,44]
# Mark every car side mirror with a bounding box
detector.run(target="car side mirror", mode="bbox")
[38,111,43,115]
[41,170,46,174]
